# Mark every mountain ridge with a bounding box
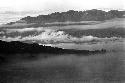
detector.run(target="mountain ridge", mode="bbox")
[20,9,125,23]
[5,9,125,26]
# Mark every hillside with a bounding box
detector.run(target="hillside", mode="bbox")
[0,40,106,54]
[20,9,125,23]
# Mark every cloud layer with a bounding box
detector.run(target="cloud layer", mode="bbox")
[0,28,121,44]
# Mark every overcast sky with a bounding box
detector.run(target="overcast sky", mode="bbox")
[0,0,124,12]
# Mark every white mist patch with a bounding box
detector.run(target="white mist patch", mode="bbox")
[0,28,122,44]
[0,31,5,34]
[74,35,98,42]
[20,29,120,43]
[0,36,22,42]
[21,29,70,42]
[5,27,45,33]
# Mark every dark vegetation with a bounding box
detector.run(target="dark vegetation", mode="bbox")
[0,40,106,62]
[20,9,125,23]
[59,27,125,38]
[0,40,106,54]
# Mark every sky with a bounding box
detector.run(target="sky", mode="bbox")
[0,0,125,12]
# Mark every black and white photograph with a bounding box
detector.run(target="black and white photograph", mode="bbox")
[0,0,125,83]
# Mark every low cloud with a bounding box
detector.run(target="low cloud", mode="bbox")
[1,28,121,44]
[6,27,45,33]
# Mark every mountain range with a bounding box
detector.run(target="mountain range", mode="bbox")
[5,9,125,26]
[20,9,125,23]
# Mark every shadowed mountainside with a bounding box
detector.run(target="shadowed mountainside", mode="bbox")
[0,40,106,55]
[0,40,107,63]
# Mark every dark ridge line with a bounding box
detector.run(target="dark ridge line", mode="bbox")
[0,40,106,55]
[20,9,125,23]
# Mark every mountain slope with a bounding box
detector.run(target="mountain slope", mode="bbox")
[21,9,125,23]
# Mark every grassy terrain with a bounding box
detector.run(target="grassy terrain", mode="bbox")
[0,51,125,83]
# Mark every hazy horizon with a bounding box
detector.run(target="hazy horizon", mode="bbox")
[0,0,125,25]
[0,0,124,13]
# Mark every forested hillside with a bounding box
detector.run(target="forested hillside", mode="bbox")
[20,9,125,23]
